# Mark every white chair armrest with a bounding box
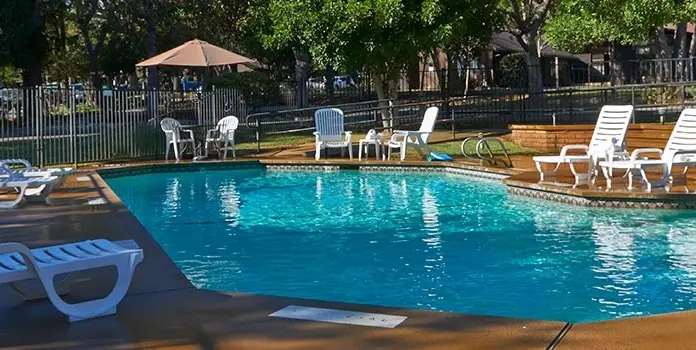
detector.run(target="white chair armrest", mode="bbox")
[313,132,321,141]
[206,129,217,138]
[344,131,352,142]
[630,148,663,162]
[559,145,589,158]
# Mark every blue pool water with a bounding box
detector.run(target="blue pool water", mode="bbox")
[106,169,696,323]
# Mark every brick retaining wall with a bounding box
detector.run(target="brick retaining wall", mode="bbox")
[510,124,676,153]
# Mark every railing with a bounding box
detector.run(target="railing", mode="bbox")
[245,99,447,153]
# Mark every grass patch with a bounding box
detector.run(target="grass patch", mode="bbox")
[236,133,315,150]
[428,139,538,157]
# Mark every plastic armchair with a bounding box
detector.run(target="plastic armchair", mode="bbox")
[160,118,195,161]
[205,116,238,160]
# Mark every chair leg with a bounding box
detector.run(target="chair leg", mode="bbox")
[44,256,140,322]
[348,144,353,160]
[173,143,180,161]
[315,143,321,160]
[165,143,170,161]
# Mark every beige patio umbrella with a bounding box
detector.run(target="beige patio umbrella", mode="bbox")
[136,39,255,67]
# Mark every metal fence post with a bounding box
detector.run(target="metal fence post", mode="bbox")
[37,86,45,168]
[388,100,394,133]
[255,117,261,153]
[70,86,77,167]
[630,85,636,124]
[448,98,455,139]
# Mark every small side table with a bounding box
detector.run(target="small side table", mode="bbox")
[359,137,383,161]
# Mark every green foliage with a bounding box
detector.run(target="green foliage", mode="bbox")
[642,86,683,105]
[49,102,100,116]
[497,53,528,89]
[207,71,282,107]
[545,0,685,52]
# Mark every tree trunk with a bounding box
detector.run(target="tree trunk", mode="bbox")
[88,53,101,90]
[144,0,158,89]
[446,51,461,96]
[463,59,471,98]
[609,42,634,85]
[325,65,335,96]
[674,23,687,81]
[479,51,493,87]
[690,33,696,57]
[655,28,671,82]
[373,74,391,128]
[21,63,42,87]
[675,23,687,58]
[293,48,309,109]
[522,36,543,93]
[431,48,446,91]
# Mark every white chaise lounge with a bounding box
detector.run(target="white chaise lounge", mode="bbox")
[598,108,696,190]
[386,106,439,161]
[0,163,59,208]
[0,239,143,322]
[533,105,634,186]
[314,108,353,160]
[0,158,73,189]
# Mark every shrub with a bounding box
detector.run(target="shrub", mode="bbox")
[207,71,282,108]
[497,53,528,89]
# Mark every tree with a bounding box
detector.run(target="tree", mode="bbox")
[499,0,555,93]
[0,0,50,86]
[427,0,499,95]
[545,0,687,83]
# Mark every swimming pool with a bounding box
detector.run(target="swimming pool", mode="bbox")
[106,168,696,323]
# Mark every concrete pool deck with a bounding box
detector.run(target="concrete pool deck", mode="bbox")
[2,160,696,349]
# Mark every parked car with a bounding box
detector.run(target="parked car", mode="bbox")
[71,83,86,103]
[307,77,325,89]
[333,76,351,89]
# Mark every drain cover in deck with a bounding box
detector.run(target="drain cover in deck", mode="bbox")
[269,305,407,328]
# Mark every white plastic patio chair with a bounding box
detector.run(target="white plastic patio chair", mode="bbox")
[204,116,238,160]
[160,118,196,161]
[386,106,439,161]
[533,105,634,186]
[0,158,73,188]
[0,239,143,322]
[598,108,696,190]
[314,108,353,160]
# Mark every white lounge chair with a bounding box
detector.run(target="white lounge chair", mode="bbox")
[0,174,57,209]
[161,118,196,161]
[204,116,238,160]
[0,158,73,188]
[386,106,439,161]
[533,105,634,186]
[598,108,696,190]
[0,239,143,322]
[314,108,352,160]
